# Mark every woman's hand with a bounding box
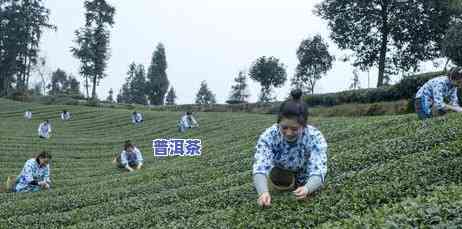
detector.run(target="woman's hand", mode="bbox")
[453,106,462,113]
[38,181,50,189]
[293,186,309,200]
[257,192,271,207]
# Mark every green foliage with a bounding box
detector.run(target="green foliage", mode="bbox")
[147,43,169,105]
[195,81,216,105]
[443,21,462,66]
[316,0,458,87]
[292,35,334,94]
[0,0,55,96]
[71,0,115,99]
[304,71,444,107]
[249,56,287,102]
[47,68,82,98]
[117,63,148,105]
[227,71,250,104]
[165,87,177,105]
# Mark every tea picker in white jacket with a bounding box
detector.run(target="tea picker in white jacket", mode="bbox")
[131,111,143,125]
[38,120,52,139]
[61,110,71,121]
[24,110,32,120]
[177,111,199,132]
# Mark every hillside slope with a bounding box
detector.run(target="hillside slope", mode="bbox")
[0,98,461,228]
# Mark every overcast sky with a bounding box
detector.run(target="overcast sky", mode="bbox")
[38,0,445,104]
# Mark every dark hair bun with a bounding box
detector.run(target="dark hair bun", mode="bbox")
[290,89,303,101]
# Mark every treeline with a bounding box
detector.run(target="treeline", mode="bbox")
[1,0,461,106]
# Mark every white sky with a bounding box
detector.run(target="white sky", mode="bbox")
[38,0,445,104]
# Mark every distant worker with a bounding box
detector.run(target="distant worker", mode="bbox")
[177,111,199,132]
[131,111,143,125]
[61,110,71,121]
[24,110,32,120]
[38,120,52,139]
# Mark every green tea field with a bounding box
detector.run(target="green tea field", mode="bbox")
[1,98,462,228]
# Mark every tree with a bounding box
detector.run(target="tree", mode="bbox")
[291,35,334,94]
[165,87,177,105]
[349,69,361,90]
[249,56,287,103]
[71,0,115,100]
[117,83,130,104]
[316,0,460,87]
[443,21,462,66]
[0,0,55,96]
[195,81,216,105]
[130,64,148,105]
[116,63,147,105]
[227,71,250,104]
[47,68,82,97]
[106,88,114,103]
[48,69,69,95]
[67,76,82,97]
[147,43,169,105]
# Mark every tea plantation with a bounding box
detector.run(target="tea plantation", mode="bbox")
[1,98,461,228]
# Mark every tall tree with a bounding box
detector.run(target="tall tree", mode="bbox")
[195,81,216,105]
[130,64,148,105]
[71,0,115,100]
[116,63,147,105]
[316,0,460,87]
[249,56,287,103]
[0,0,55,96]
[165,87,177,105]
[147,43,169,105]
[291,35,334,94]
[227,71,250,104]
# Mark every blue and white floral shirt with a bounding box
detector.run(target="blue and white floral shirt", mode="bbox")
[415,76,459,111]
[252,124,328,184]
[15,159,51,192]
[120,147,143,167]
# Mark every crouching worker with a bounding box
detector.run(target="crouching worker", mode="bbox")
[24,110,32,120]
[415,67,462,119]
[131,111,143,125]
[10,151,52,193]
[61,110,71,121]
[177,111,199,132]
[38,120,52,139]
[113,140,144,172]
[252,89,328,207]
